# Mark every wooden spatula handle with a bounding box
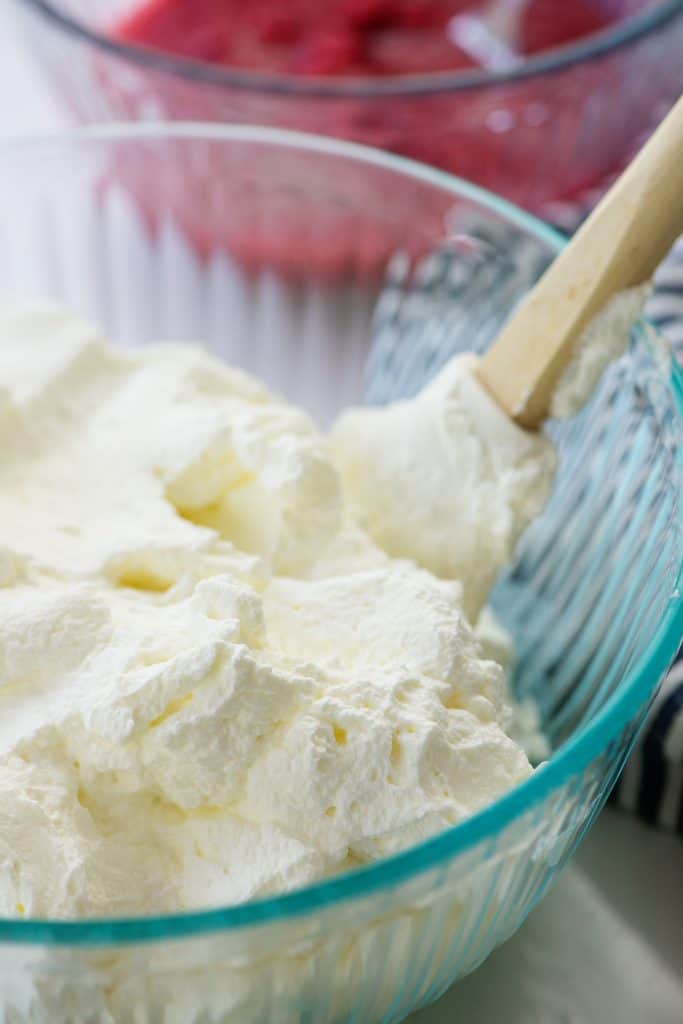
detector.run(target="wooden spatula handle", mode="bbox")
[478,95,683,429]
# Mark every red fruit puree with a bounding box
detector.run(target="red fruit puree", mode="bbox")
[115,0,613,77]
[106,1,654,277]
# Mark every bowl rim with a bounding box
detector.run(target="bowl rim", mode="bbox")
[0,122,680,947]
[14,0,683,97]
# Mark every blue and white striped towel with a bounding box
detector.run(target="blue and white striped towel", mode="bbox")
[611,239,683,833]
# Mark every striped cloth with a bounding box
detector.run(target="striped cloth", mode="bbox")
[610,239,683,833]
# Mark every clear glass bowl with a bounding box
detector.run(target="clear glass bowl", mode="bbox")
[10,0,683,214]
[0,125,680,1024]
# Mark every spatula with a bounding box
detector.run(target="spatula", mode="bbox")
[477,94,683,429]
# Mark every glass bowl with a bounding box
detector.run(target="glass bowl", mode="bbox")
[0,125,680,1024]
[9,0,683,215]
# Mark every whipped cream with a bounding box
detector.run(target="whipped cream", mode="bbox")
[0,303,552,920]
[550,284,651,420]
[331,354,556,621]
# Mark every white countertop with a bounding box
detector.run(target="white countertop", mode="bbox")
[416,812,683,1024]
[1,19,682,1023]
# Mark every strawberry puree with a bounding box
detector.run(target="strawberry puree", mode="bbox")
[115,0,612,77]
[101,1,669,277]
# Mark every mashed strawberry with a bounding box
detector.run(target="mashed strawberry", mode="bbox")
[115,0,613,77]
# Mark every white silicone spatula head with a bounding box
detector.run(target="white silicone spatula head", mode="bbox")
[477,94,683,430]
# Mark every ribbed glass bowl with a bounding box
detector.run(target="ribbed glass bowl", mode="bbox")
[0,126,680,1024]
[10,0,683,214]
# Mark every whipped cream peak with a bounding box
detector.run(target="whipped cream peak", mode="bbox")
[550,285,651,420]
[331,353,556,620]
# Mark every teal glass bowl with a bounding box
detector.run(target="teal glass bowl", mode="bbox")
[0,125,680,1023]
